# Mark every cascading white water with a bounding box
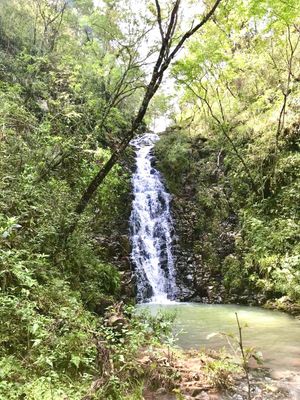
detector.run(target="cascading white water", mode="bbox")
[130,133,177,303]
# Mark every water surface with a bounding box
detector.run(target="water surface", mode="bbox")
[139,303,300,373]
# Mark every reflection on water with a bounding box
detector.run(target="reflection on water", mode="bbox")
[138,303,300,372]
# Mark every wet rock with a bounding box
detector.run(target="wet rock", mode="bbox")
[232,395,243,400]
[177,286,196,301]
[119,234,131,253]
[155,387,167,395]
[264,296,300,316]
[107,315,127,331]
[191,387,204,396]
[94,297,114,316]
[195,392,210,400]
[119,271,136,299]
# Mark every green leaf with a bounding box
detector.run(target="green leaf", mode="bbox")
[70,355,81,369]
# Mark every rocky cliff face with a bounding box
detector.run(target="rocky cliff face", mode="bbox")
[172,198,239,303]
[103,128,260,305]
[154,128,243,304]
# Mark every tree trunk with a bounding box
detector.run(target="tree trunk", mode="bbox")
[66,0,222,238]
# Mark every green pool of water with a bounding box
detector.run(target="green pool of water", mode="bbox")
[138,303,300,373]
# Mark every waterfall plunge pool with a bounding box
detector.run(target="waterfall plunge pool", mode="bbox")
[138,302,300,374]
[130,134,300,375]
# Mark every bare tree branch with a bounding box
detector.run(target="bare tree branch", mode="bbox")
[168,0,222,61]
[65,0,222,238]
[155,0,165,40]
[276,25,300,148]
[178,78,259,195]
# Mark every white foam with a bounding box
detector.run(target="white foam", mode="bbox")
[130,133,177,303]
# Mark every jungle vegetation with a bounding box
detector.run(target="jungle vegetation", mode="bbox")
[157,0,300,305]
[0,0,299,398]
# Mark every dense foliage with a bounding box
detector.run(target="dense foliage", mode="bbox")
[1,0,300,398]
[156,0,300,305]
[0,0,145,397]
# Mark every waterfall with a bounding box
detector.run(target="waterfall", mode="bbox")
[130,133,177,303]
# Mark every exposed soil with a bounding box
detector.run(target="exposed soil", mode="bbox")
[140,348,299,400]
